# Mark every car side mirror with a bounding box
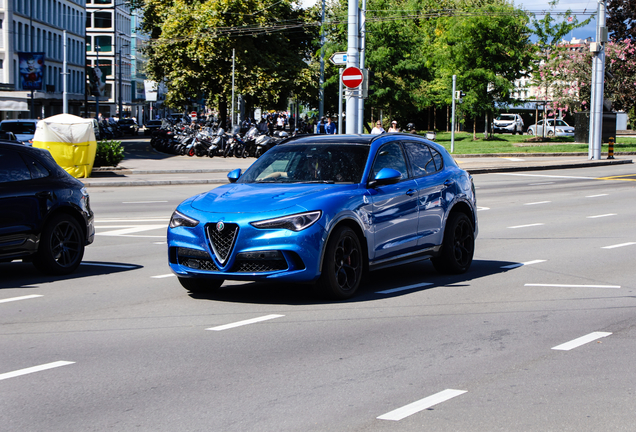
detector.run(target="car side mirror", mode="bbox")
[368,168,402,188]
[227,169,242,183]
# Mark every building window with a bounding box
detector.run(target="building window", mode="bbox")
[94,12,112,28]
[98,59,112,77]
[95,35,112,53]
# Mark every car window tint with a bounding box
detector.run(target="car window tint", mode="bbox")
[404,142,435,177]
[430,147,443,171]
[371,142,408,180]
[22,154,50,179]
[0,149,31,183]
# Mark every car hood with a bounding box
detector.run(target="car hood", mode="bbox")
[190,183,346,214]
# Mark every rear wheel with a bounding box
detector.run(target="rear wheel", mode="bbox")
[316,226,364,300]
[431,212,474,275]
[178,277,224,293]
[547,130,554,137]
[33,214,85,275]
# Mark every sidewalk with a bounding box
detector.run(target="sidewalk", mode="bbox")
[81,137,633,187]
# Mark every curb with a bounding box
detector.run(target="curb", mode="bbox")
[466,159,633,174]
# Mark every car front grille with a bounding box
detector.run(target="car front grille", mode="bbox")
[206,222,239,265]
[232,259,288,273]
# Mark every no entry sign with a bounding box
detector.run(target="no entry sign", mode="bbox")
[342,66,363,89]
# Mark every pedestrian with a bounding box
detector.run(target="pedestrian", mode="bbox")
[371,120,385,134]
[325,117,336,134]
[388,120,400,132]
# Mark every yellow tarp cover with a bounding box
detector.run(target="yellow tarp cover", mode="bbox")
[32,114,97,178]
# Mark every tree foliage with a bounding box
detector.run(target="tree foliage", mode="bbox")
[607,0,636,41]
[137,0,319,114]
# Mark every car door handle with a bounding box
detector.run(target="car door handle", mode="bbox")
[406,189,416,196]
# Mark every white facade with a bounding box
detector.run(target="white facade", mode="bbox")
[0,0,87,118]
[85,0,131,118]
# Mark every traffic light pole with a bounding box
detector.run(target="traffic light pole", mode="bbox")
[451,75,456,153]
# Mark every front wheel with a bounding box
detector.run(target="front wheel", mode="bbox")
[431,212,474,275]
[32,214,85,275]
[178,277,224,293]
[316,226,364,300]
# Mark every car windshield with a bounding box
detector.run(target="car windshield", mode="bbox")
[496,115,515,121]
[1,122,36,134]
[238,143,370,184]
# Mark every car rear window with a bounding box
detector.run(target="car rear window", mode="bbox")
[0,122,37,134]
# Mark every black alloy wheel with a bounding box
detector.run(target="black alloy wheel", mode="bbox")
[317,226,363,300]
[32,214,85,275]
[431,212,475,274]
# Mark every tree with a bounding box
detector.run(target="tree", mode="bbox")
[430,0,535,139]
[547,39,636,115]
[137,0,319,121]
[607,0,636,41]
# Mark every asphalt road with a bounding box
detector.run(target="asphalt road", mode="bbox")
[2,164,635,431]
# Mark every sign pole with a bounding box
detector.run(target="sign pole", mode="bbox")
[338,68,344,134]
[346,0,359,134]
[451,75,456,153]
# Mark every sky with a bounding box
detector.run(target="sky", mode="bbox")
[300,0,601,42]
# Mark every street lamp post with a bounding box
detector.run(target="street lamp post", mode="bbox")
[95,46,100,121]
[118,44,129,117]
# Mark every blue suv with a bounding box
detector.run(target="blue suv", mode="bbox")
[168,133,477,299]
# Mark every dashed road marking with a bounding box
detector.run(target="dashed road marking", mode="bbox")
[207,314,284,331]
[81,262,137,269]
[501,260,546,269]
[587,214,616,219]
[508,223,544,229]
[602,242,636,249]
[0,361,75,381]
[151,274,175,279]
[524,201,551,206]
[586,194,608,198]
[0,294,43,304]
[377,282,433,294]
[377,389,467,421]
[525,283,620,289]
[552,332,612,351]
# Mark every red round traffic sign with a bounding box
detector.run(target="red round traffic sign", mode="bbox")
[342,66,363,89]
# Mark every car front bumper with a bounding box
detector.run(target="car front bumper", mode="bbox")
[168,218,325,283]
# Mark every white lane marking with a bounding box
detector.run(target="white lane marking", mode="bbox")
[525,283,620,289]
[377,283,433,294]
[207,314,284,331]
[477,206,490,211]
[502,157,525,161]
[494,173,595,180]
[153,242,167,245]
[377,389,467,421]
[81,262,137,269]
[0,294,43,304]
[552,332,612,351]
[587,214,617,219]
[122,201,168,204]
[529,182,555,186]
[602,242,636,249]
[524,201,551,206]
[96,225,167,236]
[501,260,546,269]
[151,274,175,279]
[0,361,75,381]
[586,194,608,198]
[508,223,544,229]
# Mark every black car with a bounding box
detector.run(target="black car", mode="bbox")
[118,118,139,135]
[144,119,163,136]
[0,142,95,275]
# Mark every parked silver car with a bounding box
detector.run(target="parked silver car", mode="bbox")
[527,119,575,137]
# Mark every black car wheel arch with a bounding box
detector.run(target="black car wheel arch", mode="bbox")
[431,212,475,274]
[317,225,364,300]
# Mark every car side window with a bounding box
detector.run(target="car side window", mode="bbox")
[22,154,50,179]
[370,142,408,180]
[0,149,31,183]
[404,142,443,177]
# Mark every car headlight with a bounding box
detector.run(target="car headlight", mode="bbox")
[251,211,321,232]
[169,210,199,228]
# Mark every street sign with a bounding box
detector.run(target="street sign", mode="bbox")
[330,52,347,65]
[342,66,363,89]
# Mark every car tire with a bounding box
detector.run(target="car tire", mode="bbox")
[32,214,85,275]
[431,212,474,275]
[317,226,364,300]
[547,130,554,137]
[178,277,224,293]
